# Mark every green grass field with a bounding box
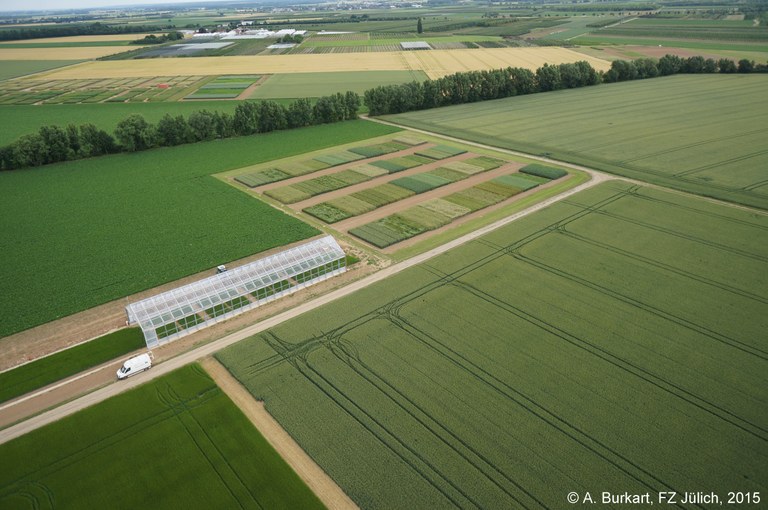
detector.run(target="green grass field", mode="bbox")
[0,102,244,145]
[386,75,768,209]
[0,120,398,338]
[219,181,768,508]
[0,60,82,81]
[0,364,326,510]
[250,71,427,99]
[0,328,145,404]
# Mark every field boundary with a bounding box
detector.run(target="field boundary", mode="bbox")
[201,357,359,510]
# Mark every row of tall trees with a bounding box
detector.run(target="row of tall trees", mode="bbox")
[0,23,166,42]
[364,61,599,115]
[364,55,767,116]
[603,54,765,82]
[0,92,360,170]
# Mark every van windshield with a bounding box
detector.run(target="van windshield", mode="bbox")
[120,366,130,374]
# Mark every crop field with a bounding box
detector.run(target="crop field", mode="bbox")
[0,328,145,404]
[250,71,427,99]
[30,47,611,80]
[387,74,768,209]
[233,136,421,189]
[219,181,768,509]
[349,171,549,247]
[572,34,768,53]
[232,133,570,249]
[0,101,242,145]
[0,120,398,338]
[301,155,512,224]
[185,75,260,99]
[0,47,141,59]
[589,17,768,42]
[0,75,206,106]
[301,34,504,48]
[0,365,325,509]
[0,60,82,81]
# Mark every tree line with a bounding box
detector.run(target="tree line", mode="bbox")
[131,32,184,45]
[363,55,767,116]
[2,53,766,171]
[0,92,359,171]
[0,23,167,42]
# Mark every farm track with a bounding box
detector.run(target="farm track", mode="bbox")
[200,357,359,510]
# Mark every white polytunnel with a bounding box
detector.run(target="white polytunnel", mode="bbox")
[126,235,347,348]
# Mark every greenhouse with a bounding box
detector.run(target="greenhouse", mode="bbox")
[126,235,347,348]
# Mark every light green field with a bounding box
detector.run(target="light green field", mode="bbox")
[250,71,427,99]
[0,120,398,338]
[0,365,326,510]
[386,75,768,209]
[0,60,82,81]
[219,181,768,509]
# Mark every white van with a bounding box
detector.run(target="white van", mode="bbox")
[117,353,152,380]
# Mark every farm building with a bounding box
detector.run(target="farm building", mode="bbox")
[125,236,347,348]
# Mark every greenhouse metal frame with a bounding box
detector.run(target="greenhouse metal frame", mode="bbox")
[126,235,347,348]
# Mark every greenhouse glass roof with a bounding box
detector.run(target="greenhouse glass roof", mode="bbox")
[126,235,346,348]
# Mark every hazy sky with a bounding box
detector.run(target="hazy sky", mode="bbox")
[1,0,235,12]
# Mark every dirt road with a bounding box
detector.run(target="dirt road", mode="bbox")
[201,357,359,510]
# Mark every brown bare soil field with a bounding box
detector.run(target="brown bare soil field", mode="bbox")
[0,47,144,60]
[32,47,611,79]
[201,357,359,510]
